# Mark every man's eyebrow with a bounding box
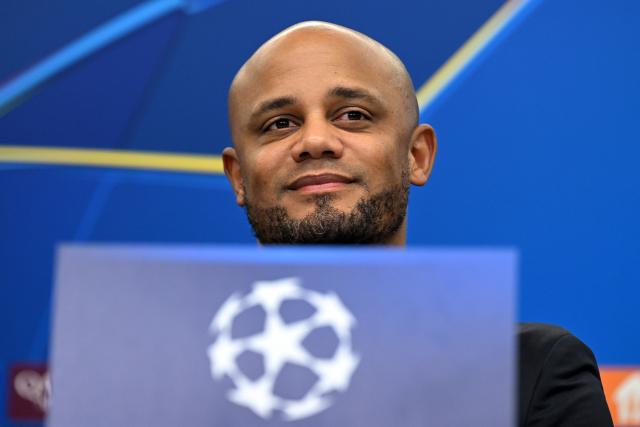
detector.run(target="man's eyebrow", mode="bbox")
[251,96,297,121]
[328,86,383,106]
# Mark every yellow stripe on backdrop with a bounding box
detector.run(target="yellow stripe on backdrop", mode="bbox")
[416,0,527,109]
[0,0,527,174]
[0,145,224,174]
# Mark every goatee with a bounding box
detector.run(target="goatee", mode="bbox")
[244,178,409,244]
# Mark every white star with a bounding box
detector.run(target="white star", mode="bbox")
[207,334,242,379]
[210,293,243,333]
[309,292,356,333]
[244,310,311,376]
[281,394,333,421]
[248,277,302,312]
[311,346,360,393]
[228,377,280,419]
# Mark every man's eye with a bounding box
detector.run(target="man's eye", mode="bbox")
[267,118,297,131]
[337,110,369,121]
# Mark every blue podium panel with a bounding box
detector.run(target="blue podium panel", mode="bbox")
[48,246,516,427]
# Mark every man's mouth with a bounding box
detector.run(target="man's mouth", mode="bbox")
[287,173,355,194]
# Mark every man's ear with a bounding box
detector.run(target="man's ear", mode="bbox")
[408,124,437,186]
[222,147,246,206]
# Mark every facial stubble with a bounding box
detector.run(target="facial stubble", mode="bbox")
[244,170,410,244]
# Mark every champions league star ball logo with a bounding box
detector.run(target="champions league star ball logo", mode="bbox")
[207,277,360,421]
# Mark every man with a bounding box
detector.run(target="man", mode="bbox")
[222,21,613,427]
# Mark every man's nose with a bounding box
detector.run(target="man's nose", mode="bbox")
[291,116,344,162]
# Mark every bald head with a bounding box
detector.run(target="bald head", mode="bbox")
[228,21,419,144]
[221,21,436,245]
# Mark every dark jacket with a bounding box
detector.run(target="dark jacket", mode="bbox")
[518,323,614,427]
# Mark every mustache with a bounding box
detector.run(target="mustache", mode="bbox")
[280,162,366,190]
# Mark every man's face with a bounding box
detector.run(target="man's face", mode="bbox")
[225,28,433,244]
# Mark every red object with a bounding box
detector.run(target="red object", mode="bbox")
[7,363,48,421]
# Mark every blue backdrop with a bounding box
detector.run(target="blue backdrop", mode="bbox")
[1,0,638,425]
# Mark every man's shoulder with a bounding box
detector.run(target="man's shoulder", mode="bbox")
[517,322,599,384]
[518,321,570,338]
[517,322,577,407]
[518,322,574,356]
[517,322,613,427]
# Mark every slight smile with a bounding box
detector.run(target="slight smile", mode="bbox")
[287,173,355,194]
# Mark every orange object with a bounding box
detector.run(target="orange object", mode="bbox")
[601,367,640,426]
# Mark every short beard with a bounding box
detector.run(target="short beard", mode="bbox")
[244,175,409,245]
